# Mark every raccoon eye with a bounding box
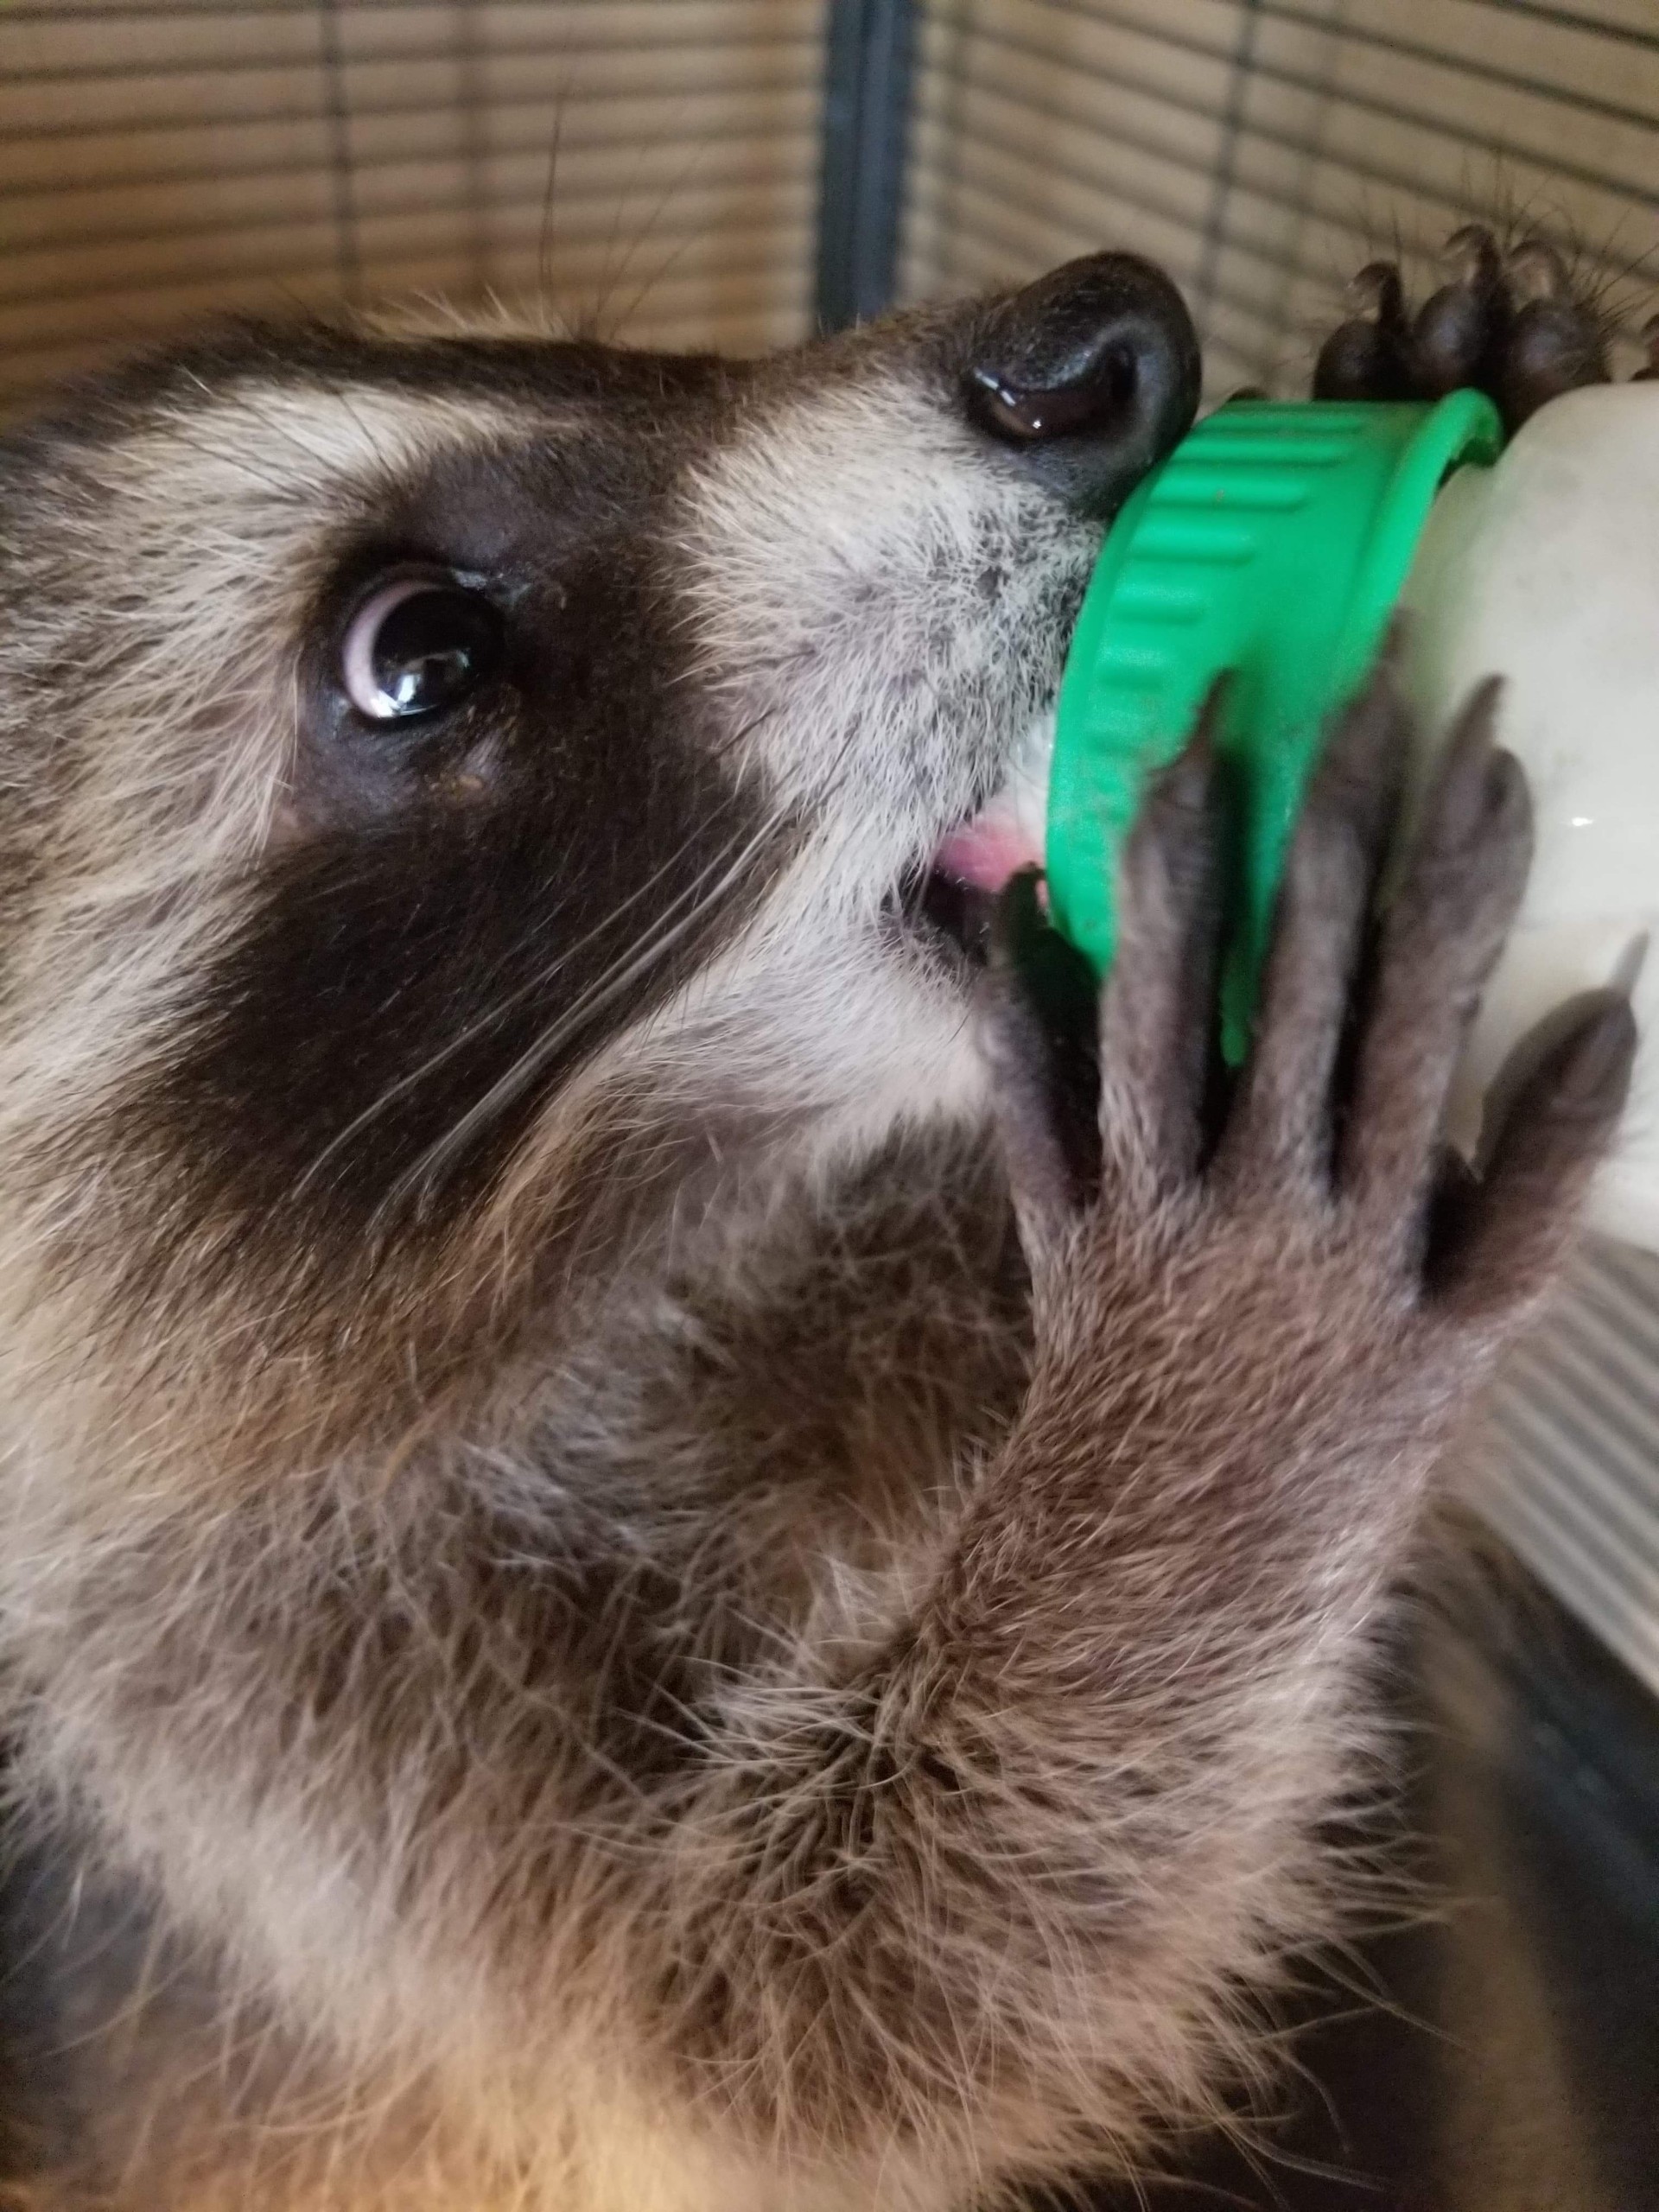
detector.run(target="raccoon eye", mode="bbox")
[340,576,503,721]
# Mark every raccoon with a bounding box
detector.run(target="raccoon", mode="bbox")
[0,238,1633,2209]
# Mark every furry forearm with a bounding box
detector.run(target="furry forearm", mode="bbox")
[642,1243,1432,2182]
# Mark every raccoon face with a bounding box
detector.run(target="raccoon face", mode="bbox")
[0,257,1198,1441]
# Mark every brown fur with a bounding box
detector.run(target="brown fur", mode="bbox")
[0,252,1635,2210]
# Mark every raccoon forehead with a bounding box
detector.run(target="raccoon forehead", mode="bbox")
[34,382,563,554]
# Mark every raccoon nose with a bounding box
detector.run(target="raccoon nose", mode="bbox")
[964,252,1201,514]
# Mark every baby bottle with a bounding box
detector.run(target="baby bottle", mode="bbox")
[1041,383,1659,1248]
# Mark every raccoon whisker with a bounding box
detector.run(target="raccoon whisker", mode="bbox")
[610,226,702,349]
[288,351,410,484]
[378,804,790,1223]
[156,387,306,502]
[177,366,365,487]
[359,709,778,1166]
[162,434,297,505]
[289,798,769,1205]
[536,94,569,329]
[601,143,714,342]
[583,123,664,343]
[1587,228,1659,341]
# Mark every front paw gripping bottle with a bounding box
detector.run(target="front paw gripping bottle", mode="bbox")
[1046,384,1659,1249]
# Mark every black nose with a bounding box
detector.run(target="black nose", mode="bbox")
[965,253,1201,513]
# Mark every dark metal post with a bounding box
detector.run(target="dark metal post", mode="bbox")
[815,0,918,332]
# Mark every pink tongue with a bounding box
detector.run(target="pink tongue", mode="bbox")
[933,804,1043,894]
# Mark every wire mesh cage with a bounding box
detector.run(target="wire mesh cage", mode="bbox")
[0,0,826,410]
[901,0,1659,397]
[3,0,1658,1694]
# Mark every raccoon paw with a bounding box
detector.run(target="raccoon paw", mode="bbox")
[979,657,1634,1332]
[1313,225,1613,435]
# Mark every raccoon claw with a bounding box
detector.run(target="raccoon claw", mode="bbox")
[1317,226,1612,434]
[980,869,1103,1231]
[1500,239,1611,426]
[1333,677,1535,1259]
[981,699,1224,1236]
[1230,659,1626,1321]
[1431,989,1636,1318]
[1217,659,1410,1190]
[1313,262,1414,403]
[1411,224,1509,398]
[989,660,1628,1330]
[1093,702,1225,1197]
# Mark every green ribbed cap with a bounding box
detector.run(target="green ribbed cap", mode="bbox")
[1046,390,1503,1064]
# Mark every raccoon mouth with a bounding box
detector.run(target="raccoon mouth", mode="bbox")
[904,707,1055,967]
[905,868,1002,966]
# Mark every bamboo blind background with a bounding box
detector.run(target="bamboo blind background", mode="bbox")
[901,0,1659,397]
[0,0,827,410]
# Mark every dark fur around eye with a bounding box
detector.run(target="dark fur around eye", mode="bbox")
[94,390,794,1266]
[149,730,776,1256]
[293,430,700,825]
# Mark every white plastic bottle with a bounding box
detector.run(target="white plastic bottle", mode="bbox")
[1398,384,1659,1248]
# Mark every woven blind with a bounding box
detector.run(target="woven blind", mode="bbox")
[902,0,1659,396]
[0,0,827,410]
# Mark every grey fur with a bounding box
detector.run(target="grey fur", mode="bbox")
[0,275,1631,2212]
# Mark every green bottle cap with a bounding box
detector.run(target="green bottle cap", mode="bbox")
[1046,390,1504,1064]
